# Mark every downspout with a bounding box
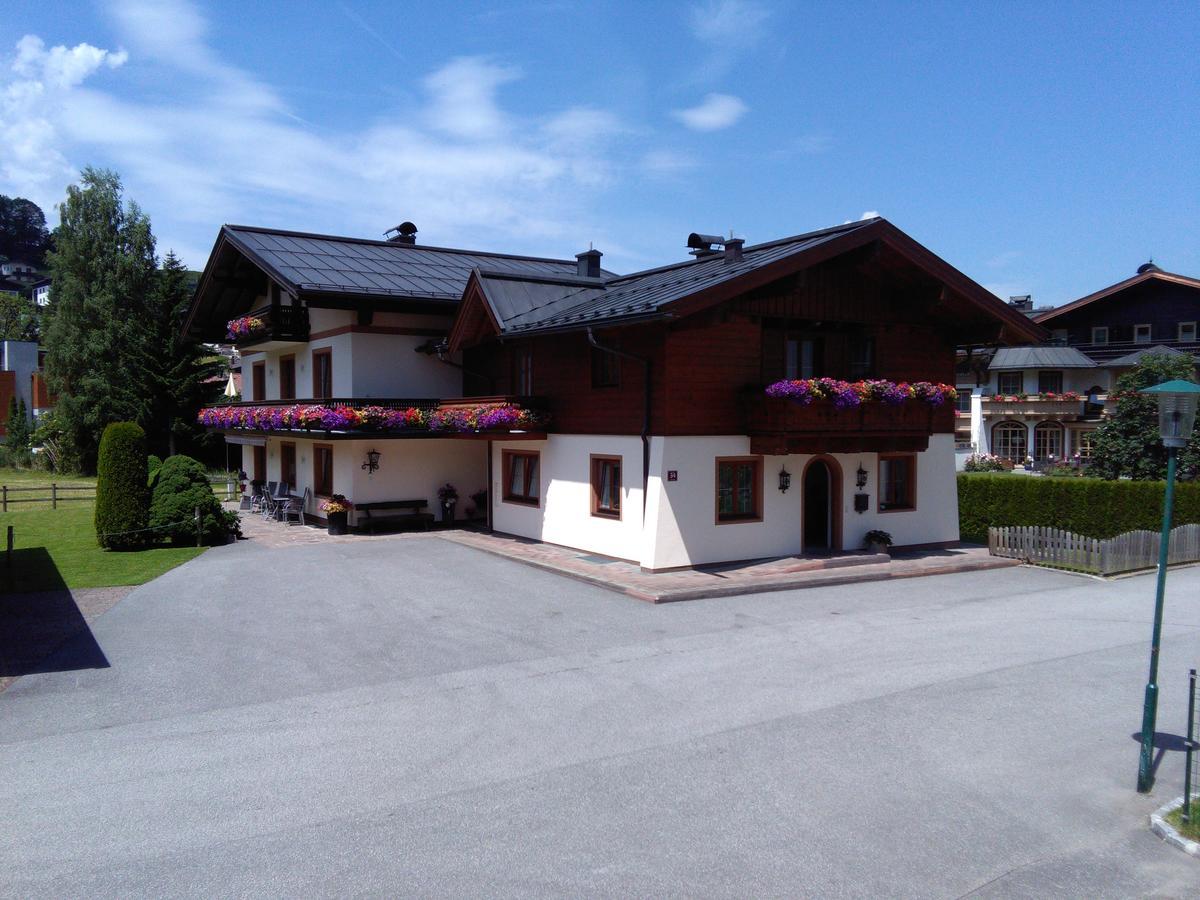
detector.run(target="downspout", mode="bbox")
[587,328,652,515]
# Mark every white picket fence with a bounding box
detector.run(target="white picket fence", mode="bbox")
[988,523,1200,576]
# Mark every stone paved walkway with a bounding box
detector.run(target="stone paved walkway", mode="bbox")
[231,503,1018,602]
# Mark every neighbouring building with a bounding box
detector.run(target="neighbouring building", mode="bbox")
[0,260,39,283]
[189,217,1040,569]
[0,341,51,435]
[31,278,51,307]
[955,262,1200,468]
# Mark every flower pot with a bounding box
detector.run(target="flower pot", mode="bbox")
[867,540,891,555]
[442,501,457,524]
[327,510,349,536]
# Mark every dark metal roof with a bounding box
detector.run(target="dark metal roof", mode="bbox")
[222,225,604,300]
[480,220,875,334]
[988,346,1098,370]
[1104,344,1194,367]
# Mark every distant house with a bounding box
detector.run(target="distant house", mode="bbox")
[0,341,52,435]
[0,260,40,284]
[955,262,1200,467]
[31,278,51,307]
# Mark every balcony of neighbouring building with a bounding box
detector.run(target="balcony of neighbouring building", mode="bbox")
[745,391,953,455]
[979,395,1086,419]
[197,395,549,440]
[227,304,310,351]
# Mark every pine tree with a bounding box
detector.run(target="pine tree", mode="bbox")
[138,251,223,457]
[43,168,157,472]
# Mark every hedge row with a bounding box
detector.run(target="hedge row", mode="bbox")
[957,473,1200,543]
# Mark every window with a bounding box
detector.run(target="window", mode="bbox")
[252,362,265,402]
[996,371,1023,396]
[502,450,540,506]
[1037,370,1063,394]
[279,355,296,400]
[1051,329,1068,344]
[785,338,819,379]
[992,421,1027,463]
[312,349,333,399]
[1180,322,1197,342]
[848,336,874,380]
[590,455,622,518]
[878,455,916,512]
[280,442,297,490]
[955,390,972,413]
[716,457,762,523]
[590,344,619,388]
[1091,326,1109,345]
[1134,324,1152,344]
[252,445,266,482]
[1033,422,1063,462]
[313,444,333,497]
[1076,429,1096,459]
[513,346,533,395]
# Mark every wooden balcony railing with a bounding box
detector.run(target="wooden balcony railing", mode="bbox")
[980,397,1085,418]
[745,393,951,455]
[231,303,310,347]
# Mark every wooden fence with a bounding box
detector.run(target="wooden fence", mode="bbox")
[0,477,239,511]
[988,524,1200,576]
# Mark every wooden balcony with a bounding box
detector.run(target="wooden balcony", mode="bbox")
[231,303,310,350]
[980,397,1085,419]
[745,394,950,454]
[199,395,548,440]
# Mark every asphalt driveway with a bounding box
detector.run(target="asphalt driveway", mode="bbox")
[2,535,1199,897]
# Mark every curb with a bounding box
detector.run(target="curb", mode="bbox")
[1149,796,1200,858]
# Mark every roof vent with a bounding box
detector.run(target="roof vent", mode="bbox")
[1137,260,1162,275]
[1008,295,1033,311]
[575,248,602,279]
[385,221,418,245]
[724,238,744,264]
[687,232,725,259]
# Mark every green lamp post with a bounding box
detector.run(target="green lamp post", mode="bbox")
[1136,379,1200,793]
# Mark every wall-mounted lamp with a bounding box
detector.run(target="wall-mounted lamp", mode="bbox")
[778,466,791,493]
[856,464,868,489]
[362,448,381,475]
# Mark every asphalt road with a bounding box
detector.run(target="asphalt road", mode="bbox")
[3,535,1199,897]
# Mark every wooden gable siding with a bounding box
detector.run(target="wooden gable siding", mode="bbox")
[1048,279,1200,345]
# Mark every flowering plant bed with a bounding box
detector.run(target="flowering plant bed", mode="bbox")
[764,378,957,409]
[319,494,352,513]
[197,402,545,435]
[226,315,266,340]
[981,391,1081,402]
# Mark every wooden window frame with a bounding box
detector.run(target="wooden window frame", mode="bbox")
[996,371,1023,396]
[1134,323,1152,344]
[1180,322,1197,342]
[501,449,541,507]
[877,453,917,513]
[1075,428,1096,459]
[1037,370,1063,394]
[252,445,266,482]
[991,421,1028,463]
[590,346,620,389]
[714,456,763,525]
[279,354,296,400]
[1033,421,1064,462]
[311,348,333,399]
[280,441,297,490]
[1091,326,1108,345]
[313,443,334,498]
[252,361,265,402]
[512,345,534,395]
[590,454,622,519]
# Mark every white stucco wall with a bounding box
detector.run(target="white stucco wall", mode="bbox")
[490,435,645,562]
[347,332,462,398]
[987,368,1110,395]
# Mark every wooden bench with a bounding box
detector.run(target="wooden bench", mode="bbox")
[357,500,434,534]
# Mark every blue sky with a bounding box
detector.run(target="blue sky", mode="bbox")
[1,1,1196,306]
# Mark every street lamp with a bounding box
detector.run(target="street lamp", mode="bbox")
[1136,379,1200,792]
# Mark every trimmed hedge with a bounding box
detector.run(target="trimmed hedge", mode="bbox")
[958,473,1200,543]
[149,454,230,545]
[95,422,150,550]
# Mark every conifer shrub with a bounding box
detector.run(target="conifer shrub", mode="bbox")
[958,473,1200,543]
[149,454,235,545]
[95,422,149,550]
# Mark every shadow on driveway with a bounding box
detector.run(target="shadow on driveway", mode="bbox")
[0,548,109,677]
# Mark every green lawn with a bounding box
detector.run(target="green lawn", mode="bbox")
[0,466,97,507]
[0,503,205,593]
[1165,803,1200,842]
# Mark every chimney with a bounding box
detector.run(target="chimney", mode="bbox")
[385,221,418,245]
[687,232,724,259]
[576,248,602,278]
[1008,295,1032,312]
[724,238,744,263]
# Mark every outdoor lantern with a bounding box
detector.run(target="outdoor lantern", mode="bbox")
[856,464,868,489]
[362,448,381,474]
[778,466,791,493]
[1141,379,1200,448]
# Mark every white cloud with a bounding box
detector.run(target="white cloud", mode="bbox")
[672,93,747,131]
[859,210,880,220]
[0,1,641,269]
[689,0,770,50]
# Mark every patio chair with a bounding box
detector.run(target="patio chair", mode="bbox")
[280,488,310,527]
[269,482,292,521]
[259,481,279,519]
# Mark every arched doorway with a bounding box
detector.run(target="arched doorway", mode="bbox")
[802,456,842,553]
[991,420,1027,463]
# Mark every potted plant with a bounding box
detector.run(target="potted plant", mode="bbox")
[320,494,352,535]
[470,488,488,521]
[864,529,893,555]
[438,483,458,524]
